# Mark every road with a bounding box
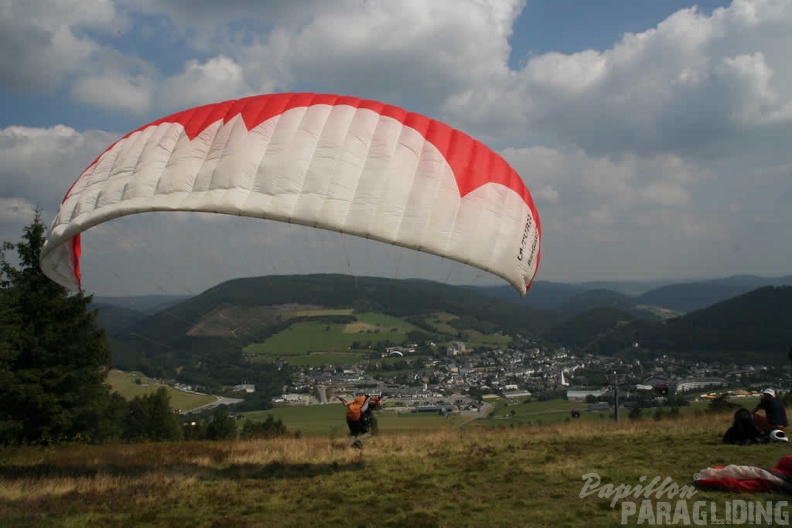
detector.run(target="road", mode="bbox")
[183,395,244,414]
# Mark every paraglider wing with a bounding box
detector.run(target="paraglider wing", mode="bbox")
[40,93,541,294]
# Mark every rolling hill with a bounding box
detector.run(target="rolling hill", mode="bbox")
[125,274,561,347]
[635,275,792,312]
[614,286,792,364]
[540,307,638,348]
[96,275,562,397]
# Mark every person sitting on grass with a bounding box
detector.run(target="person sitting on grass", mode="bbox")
[723,408,765,445]
[752,388,788,434]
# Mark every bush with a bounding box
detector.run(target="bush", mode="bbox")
[205,408,238,441]
[240,415,289,439]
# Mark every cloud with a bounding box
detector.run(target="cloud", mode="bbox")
[124,0,524,120]
[508,0,792,156]
[157,55,254,110]
[71,73,152,113]
[2,0,792,289]
[0,197,36,223]
[0,0,120,90]
[0,125,118,216]
[503,146,707,237]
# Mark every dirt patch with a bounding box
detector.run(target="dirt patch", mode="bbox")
[343,322,380,333]
[187,305,282,337]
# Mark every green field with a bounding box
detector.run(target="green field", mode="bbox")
[242,309,514,368]
[107,369,217,412]
[354,312,418,331]
[243,404,451,437]
[242,397,745,436]
[4,411,790,527]
[480,395,765,426]
[243,322,373,353]
[242,311,416,366]
[287,308,354,318]
[462,328,512,347]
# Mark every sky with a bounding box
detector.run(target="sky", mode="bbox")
[1,0,791,297]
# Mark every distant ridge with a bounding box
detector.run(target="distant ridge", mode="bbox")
[635,275,792,312]
[473,274,792,313]
[88,275,792,388]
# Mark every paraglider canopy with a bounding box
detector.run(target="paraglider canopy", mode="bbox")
[40,93,541,295]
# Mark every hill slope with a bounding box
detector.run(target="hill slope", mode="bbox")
[101,274,562,394]
[636,275,792,312]
[627,286,792,363]
[129,274,561,346]
[93,276,792,387]
[541,307,638,348]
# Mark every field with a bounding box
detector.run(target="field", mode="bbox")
[242,311,419,366]
[249,396,764,437]
[482,396,764,425]
[2,411,790,527]
[241,310,513,367]
[244,405,451,437]
[107,369,217,412]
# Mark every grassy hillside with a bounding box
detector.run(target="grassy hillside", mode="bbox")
[106,275,557,390]
[2,412,789,527]
[128,274,559,346]
[107,369,217,411]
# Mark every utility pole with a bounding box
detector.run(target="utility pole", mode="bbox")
[614,375,620,422]
[610,371,620,422]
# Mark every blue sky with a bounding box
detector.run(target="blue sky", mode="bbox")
[1,0,791,296]
[511,0,729,58]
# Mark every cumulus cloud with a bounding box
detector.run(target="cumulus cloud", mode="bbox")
[503,146,707,238]
[0,125,118,215]
[71,73,152,113]
[2,0,792,287]
[0,0,120,90]
[509,0,792,156]
[126,0,523,119]
[157,55,254,110]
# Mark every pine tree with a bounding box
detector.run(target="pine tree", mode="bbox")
[0,211,116,444]
[122,387,183,442]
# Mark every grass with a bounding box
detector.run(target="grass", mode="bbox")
[2,412,790,527]
[354,312,418,332]
[482,397,765,426]
[241,311,420,366]
[243,405,452,437]
[107,369,217,411]
[244,322,406,354]
[240,310,514,367]
[239,397,765,438]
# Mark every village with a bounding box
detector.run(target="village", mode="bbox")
[273,339,791,413]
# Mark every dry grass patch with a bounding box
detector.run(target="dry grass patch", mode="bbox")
[2,412,790,527]
[343,321,380,333]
